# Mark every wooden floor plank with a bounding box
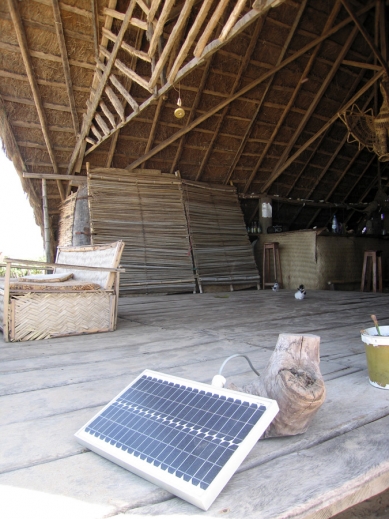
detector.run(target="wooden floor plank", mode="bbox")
[1,289,389,519]
[120,416,389,519]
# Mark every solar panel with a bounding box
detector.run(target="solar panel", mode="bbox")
[75,370,279,510]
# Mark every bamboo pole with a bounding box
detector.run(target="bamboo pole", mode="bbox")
[42,179,52,263]
[8,0,65,201]
[52,0,80,135]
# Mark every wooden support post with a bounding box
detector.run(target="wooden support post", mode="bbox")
[42,179,52,263]
[2,261,11,342]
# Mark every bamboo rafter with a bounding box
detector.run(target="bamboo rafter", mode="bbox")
[68,0,286,172]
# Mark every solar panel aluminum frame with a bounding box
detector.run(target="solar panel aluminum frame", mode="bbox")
[75,369,279,511]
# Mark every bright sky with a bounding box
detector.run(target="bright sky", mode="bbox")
[0,148,45,259]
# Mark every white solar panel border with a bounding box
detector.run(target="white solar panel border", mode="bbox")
[75,369,279,511]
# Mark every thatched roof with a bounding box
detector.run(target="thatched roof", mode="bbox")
[1,0,388,241]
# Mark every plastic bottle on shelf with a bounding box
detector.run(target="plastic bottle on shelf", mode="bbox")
[332,214,338,234]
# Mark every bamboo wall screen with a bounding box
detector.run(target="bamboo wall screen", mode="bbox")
[87,168,196,294]
[58,192,77,247]
[182,181,260,292]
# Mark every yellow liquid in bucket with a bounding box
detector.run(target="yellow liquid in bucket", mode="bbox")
[364,343,389,389]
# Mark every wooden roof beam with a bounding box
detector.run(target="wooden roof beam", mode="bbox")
[23,172,86,182]
[231,2,316,192]
[302,73,375,228]
[195,12,269,182]
[244,0,345,193]
[52,0,80,135]
[342,59,382,71]
[306,148,363,229]
[8,0,65,201]
[261,22,363,194]
[0,69,89,93]
[105,27,145,168]
[0,95,42,222]
[105,2,376,167]
[239,193,364,210]
[139,97,165,168]
[91,0,100,61]
[193,0,230,58]
[167,1,213,84]
[378,0,388,62]
[169,59,213,175]
[148,0,163,23]
[148,0,176,57]
[343,155,378,223]
[340,0,389,77]
[67,0,138,174]
[261,69,384,194]
[149,0,196,89]
[0,40,95,70]
[280,56,372,215]
[223,0,309,186]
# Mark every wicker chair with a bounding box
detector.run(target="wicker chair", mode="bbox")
[0,241,124,342]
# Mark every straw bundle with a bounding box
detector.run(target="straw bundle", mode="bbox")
[182,181,260,291]
[6,279,101,292]
[88,169,196,294]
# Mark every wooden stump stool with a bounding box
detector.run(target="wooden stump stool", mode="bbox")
[263,242,282,289]
[361,250,383,293]
[226,333,326,437]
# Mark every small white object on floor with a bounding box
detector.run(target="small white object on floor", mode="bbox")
[272,282,279,292]
[295,284,306,299]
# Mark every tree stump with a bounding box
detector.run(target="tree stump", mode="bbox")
[227,334,326,437]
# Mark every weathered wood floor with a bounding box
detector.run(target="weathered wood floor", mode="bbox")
[1,289,389,519]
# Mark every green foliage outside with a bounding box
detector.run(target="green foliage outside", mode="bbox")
[0,256,47,278]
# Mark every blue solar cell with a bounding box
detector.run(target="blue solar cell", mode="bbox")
[76,370,279,511]
[84,374,266,490]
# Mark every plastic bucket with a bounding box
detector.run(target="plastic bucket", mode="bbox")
[361,326,389,389]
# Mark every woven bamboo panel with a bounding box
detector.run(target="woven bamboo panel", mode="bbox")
[182,181,260,290]
[55,242,123,289]
[256,231,316,289]
[58,192,77,247]
[88,169,196,294]
[11,291,113,341]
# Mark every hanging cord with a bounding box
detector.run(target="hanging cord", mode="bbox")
[212,354,260,388]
